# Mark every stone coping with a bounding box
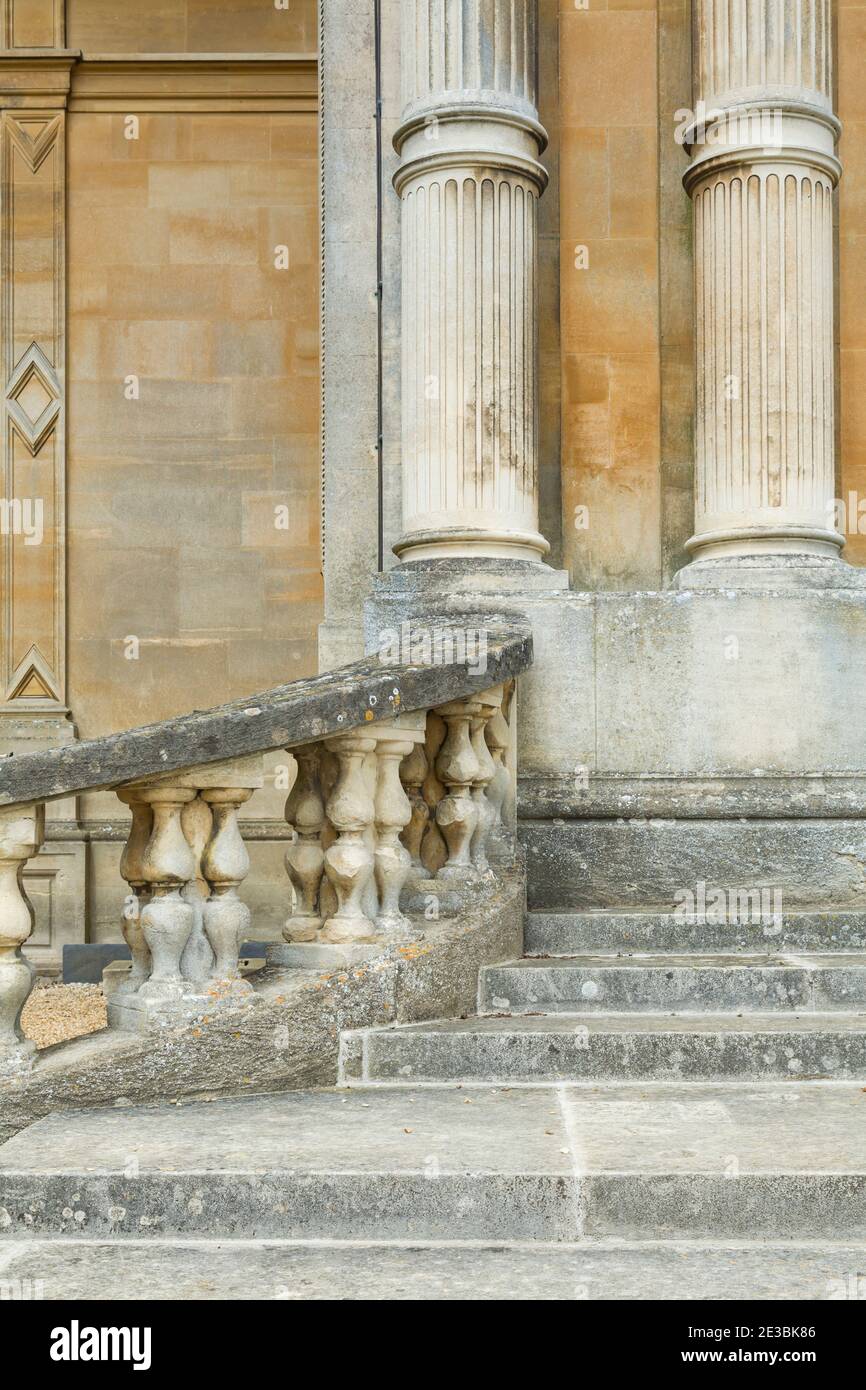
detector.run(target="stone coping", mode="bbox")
[0,620,531,812]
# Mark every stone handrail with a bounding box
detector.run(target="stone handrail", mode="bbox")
[0,621,532,1068]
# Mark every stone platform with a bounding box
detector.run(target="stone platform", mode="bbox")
[3,1082,866,1247]
[1,1237,863,1301]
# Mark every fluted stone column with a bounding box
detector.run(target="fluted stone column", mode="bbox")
[393,0,549,563]
[683,0,843,566]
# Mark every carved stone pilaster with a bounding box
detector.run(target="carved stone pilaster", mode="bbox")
[1,1,64,48]
[0,18,75,717]
[393,0,549,562]
[683,0,842,569]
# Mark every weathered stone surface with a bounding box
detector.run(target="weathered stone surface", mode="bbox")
[479,955,866,1014]
[2,1238,864,1301]
[0,868,524,1142]
[0,1086,572,1242]
[5,1081,866,1242]
[369,579,866,807]
[525,910,866,955]
[520,773,866,821]
[0,624,532,811]
[590,590,866,776]
[347,1013,866,1083]
[521,818,866,911]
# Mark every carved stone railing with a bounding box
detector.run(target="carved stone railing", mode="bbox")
[281,684,514,951]
[0,624,531,1068]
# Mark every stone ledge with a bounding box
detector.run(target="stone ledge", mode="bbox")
[0,1238,863,1302]
[519,773,866,821]
[520,818,866,912]
[0,621,532,811]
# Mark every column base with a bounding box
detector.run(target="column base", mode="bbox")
[366,557,570,666]
[673,551,866,592]
[369,556,569,601]
[393,528,551,564]
[684,523,844,562]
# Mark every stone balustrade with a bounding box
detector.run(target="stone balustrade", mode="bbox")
[109,758,264,1031]
[0,661,520,1068]
[282,686,511,950]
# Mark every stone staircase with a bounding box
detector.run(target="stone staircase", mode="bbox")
[344,909,866,1084]
[2,905,866,1299]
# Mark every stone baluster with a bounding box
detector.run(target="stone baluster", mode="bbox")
[201,788,254,988]
[399,741,429,869]
[361,745,381,924]
[435,699,482,880]
[179,795,215,986]
[283,747,326,942]
[470,691,502,876]
[0,804,43,1069]
[321,732,378,943]
[116,789,154,992]
[373,728,418,937]
[318,747,339,922]
[485,702,511,838]
[110,759,263,1025]
[137,786,197,998]
[420,709,448,873]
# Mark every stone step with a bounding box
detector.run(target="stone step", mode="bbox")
[480,954,866,1013]
[3,1237,865,1301]
[342,1013,866,1083]
[525,910,866,956]
[3,1083,866,1242]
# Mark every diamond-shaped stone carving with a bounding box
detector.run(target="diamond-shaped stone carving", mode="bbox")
[6,342,61,455]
